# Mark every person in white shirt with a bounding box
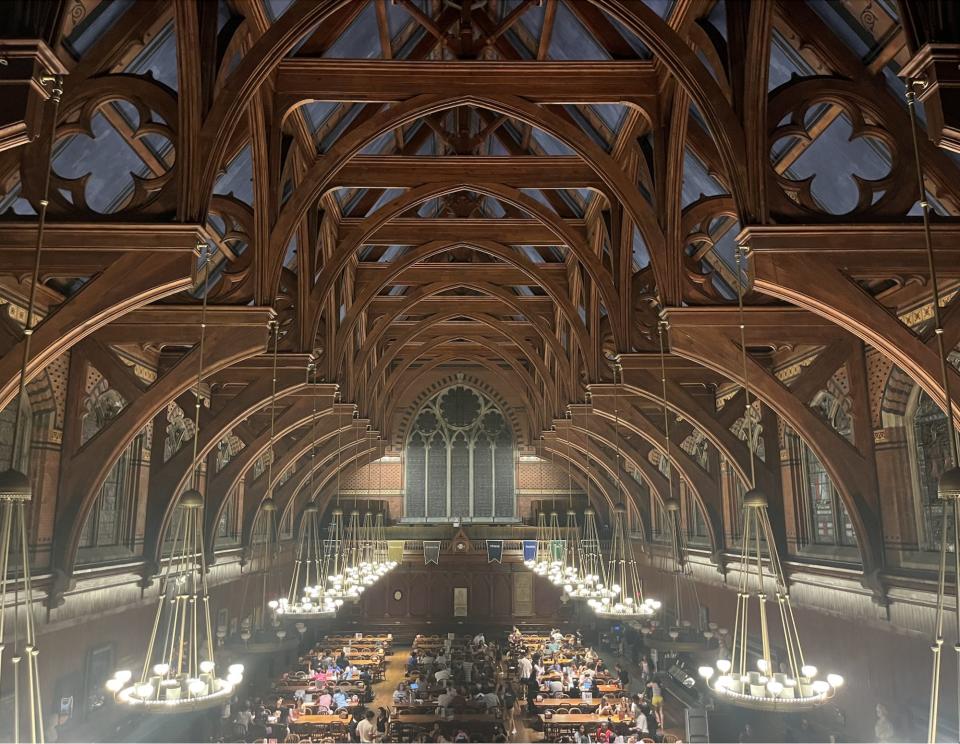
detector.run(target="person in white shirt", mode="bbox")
[547,678,564,694]
[461,659,473,682]
[473,632,486,646]
[517,654,533,681]
[634,708,649,737]
[357,710,378,743]
[435,652,446,667]
[435,666,452,683]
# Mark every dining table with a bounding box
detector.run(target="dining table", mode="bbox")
[539,713,635,741]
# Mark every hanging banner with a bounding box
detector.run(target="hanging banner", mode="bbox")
[424,540,441,565]
[523,539,537,562]
[487,540,503,563]
[550,539,565,562]
[387,540,404,563]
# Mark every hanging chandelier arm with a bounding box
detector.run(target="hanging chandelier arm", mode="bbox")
[906,81,958,744]
[734,248,758,488]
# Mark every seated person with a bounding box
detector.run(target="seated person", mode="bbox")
[580,673,594,691]
[547,677,564,694]
[568,678,582,698]
[406,651,419,672]
[393,682,409,704]
[437,685,457,710]
[335,651,349,670]
[315,689,333,710]
[435,651,447,667]
[461,659,473,683]
[332,689,349,710]
[435,665,452,683]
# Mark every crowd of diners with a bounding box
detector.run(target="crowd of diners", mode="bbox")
[213,626,674,743]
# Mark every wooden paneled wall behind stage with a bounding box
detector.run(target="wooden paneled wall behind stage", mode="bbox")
[347,562,568,624]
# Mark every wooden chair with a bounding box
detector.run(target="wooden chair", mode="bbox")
[567,707,582,714]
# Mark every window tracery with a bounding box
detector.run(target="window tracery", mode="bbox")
[404,385,515,522]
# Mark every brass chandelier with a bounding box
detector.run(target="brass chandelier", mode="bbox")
[108,247,242,711]
[697,247,842,710]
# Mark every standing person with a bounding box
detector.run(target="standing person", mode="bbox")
[616,664,630,692]
[646,679,663,727]
[502,681,518,738]
[875,704,898,743]
[375,707,389,738]
[517,652,533,697]
[525,662,540,714]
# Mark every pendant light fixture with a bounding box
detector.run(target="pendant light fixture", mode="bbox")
[546,505,564,586]
[527,439,551,576]
[234,319,289,650]
[643,318,708,652]
[108,246,242,711]
[374,444,397,575]
[569,398,610,602]
[560,425,584,597]
[0,73,61,744]
[591,365,659,618]
[325,399,351,602]
[697,248,842,709]
[905,80,960,743]
[272,360,339,619]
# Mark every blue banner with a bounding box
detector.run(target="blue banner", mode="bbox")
[487,540,503,563]
[523,540,537,562]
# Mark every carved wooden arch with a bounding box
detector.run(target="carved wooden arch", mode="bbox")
[543,428,648,531]
[361,312,560,417]
[591,0,750,218]
[275,431,386,542]
[380,353,544,449]
[0,251,195,410]
[376,341,543,427]
[197,0,747,228]
[536,436,619,520]
[667,321,879,575]
[613,376,756,490]
[153,368,322,522]
[290,442,385,523]
[274,95,661,326]
[50,316,269,592]
[348,281,574,399]
[244,424,375,554]
[334,238,595,380]
[575,405,721,553]
[204,405,360,549]
[312,179,625,361]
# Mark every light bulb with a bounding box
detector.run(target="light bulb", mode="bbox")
[757,659,768,673]
[767,680,784,696]
[105,678,124,693]
[812,680,830,695]
[153,663,170,676]
[715,675,732,689]
[228,664,244,675]
[188,679,207,696]
[716,659,731,673]
[114,670,132,684]
[268,600,278,609]
[135,683,155,699]
[801,664,817,678]
[200,660,215,674]
[826,673,844,688]
[227,672,243,685]
[698,667,714,679]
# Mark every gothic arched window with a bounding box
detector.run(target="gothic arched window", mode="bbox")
[404,385,515,522]
[911,390,951,551]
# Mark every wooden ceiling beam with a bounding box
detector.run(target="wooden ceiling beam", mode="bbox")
[339,217,584,245]
[355,261,569,290]
[742,223,960,276]
[275,59,658,105]
[330,155,604,190]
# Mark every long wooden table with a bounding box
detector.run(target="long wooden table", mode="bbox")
[533,697,603,710]
[540,713,634,740]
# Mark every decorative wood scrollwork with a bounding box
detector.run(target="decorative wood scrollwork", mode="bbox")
[20,74,178,217]
[207,195,255,304]
[767,76,916,219]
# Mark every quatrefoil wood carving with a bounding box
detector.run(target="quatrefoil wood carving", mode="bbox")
[767,76,915,220]
[20,74,178,217]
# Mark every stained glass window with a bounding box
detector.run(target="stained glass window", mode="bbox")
[79,432,144,551]
[404,385,515,521]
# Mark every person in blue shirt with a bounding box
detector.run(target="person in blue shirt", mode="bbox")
[332,690,349,710]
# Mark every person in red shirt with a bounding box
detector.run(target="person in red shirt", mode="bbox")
[596,722,615,743]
